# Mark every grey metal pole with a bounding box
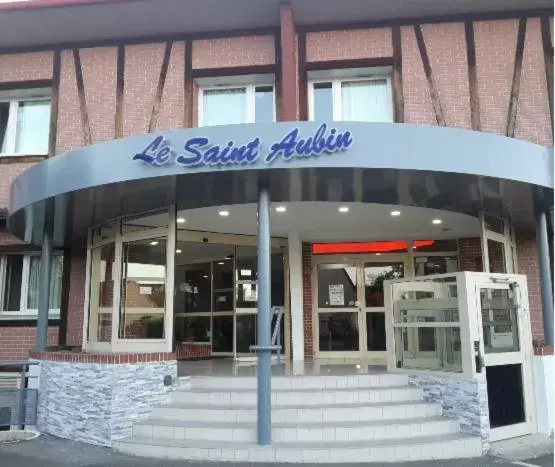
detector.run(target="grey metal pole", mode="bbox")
[536,208,554,346]
[256,186,272,445]
[36,226,53,352]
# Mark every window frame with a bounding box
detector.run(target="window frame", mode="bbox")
[0,88,52,157]
[0,252,63,319]
[197,82,276,127]
[308,74,394,122]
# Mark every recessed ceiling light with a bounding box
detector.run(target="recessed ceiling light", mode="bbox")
[219,210,230,217]
[218,262,224,265]
[203,275,209,278]
[176,249,182,254]
[432,219,443,225]
[275,206,287,213]
[176,217,186,224]
[150,241,159,246]
[338,206,350,213]
[391,210,401,217]
[376,253,382,256]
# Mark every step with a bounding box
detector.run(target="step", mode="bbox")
[170,386,423,406]
[114,433,483,462]
[133,416,460,443]
[151,400,442,423]
[189,373,409,390]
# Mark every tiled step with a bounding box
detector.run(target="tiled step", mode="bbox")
[152,400,442,423]
[133,416,460,443]
[114,433,483,462]
[169,386,423,406]
[189,373,409,390]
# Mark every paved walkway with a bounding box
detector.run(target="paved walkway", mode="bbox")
[0,435,552,467]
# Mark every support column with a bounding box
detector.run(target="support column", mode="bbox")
[536,208,554,346]
[279,2,297,121]
[287,233,304,370]
[36,219,54,352]
[254,186,272,445]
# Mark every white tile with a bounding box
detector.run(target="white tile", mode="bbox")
[152,425,173,439]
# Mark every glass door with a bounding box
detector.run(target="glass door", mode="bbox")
[477,282,535,441]
[362,259,406,362]
[316,263,361,357]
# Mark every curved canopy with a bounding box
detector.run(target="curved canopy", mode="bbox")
[8,121,553,246]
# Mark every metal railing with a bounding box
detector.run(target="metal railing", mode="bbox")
[271,306,284,363]
[0,361,39,429]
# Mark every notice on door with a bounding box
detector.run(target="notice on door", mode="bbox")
[328,284,344,306]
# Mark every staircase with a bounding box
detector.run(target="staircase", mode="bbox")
[114,373,483,462]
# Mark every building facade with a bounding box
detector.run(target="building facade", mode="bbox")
[0,0,553,460]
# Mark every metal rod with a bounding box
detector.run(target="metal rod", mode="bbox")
[536,207,554,346]
[256,185,272,445]
[36,225,53,352]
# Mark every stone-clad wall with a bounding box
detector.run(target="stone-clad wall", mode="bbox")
[36,360,177,446]
[409,374,490,452]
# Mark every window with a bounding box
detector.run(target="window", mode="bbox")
[198,84,275,126]
[0,253,63,317]
[309,74,392,122]
[0,88,51,156]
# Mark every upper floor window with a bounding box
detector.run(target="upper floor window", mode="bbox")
[0,88,51,156]
[198,77,275,127]
[309,70,392,122]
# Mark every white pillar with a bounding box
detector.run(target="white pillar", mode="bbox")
[288,233,304,365]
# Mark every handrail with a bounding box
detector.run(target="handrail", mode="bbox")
[271,306,284,363]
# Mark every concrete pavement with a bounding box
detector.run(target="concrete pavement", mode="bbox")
[0,435,552,467]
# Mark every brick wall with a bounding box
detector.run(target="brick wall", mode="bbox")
[516,230,544,343]
[302,242,314,357]
[458,238,483,272]
[0,326,58,361]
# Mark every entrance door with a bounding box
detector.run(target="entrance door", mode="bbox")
[315,257,407,361]
[361,260,405,361]
[476,281,535,441]
[316,263,361,358]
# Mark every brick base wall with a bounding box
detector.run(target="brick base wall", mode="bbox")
[175,342,212,359]
[302,242,314,357]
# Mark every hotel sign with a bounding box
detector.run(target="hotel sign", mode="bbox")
[133,123,353,168]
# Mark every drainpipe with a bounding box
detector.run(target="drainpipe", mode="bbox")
[534,187,554,346]
[36,212,54,352]
[251,184,275,445]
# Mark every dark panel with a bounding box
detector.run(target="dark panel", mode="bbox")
[486,364,526,428]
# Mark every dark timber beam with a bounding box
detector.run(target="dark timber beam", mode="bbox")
[465,21,481,131]
[184,41,193,128]
[506,18,527,138]
[115,45,125,138]
[148,40,173,133]
[48,49,61,157]
[414,24,445,126]
[279,2,297,121]
[540,16,554,133]
[392,26,404,123]
[72,49,92,145]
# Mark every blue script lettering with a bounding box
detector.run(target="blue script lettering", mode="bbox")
[176,137,261,167]
[265,124,352,163]
[133,135,173,166]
